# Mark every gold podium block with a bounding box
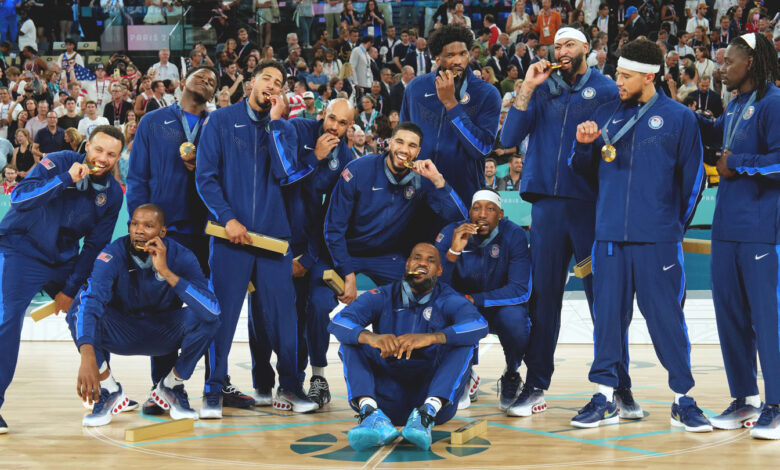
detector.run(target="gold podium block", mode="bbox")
[205,221,288,255]
[322,270,345,296]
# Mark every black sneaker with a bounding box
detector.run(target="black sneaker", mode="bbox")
[307,375,331,408]
[222,376,256,409]
[498,371,522,412]
[142,384,165,415]
[0,414,7,434]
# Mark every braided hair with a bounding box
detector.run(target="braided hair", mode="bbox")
[729,33,779,100]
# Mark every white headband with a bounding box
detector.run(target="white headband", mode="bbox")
[617,57,661,74]
[741,32,756,49]
[472,190,502,209]
[554,27,588,45]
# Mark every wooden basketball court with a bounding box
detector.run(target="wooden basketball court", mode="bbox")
[1,341,775,468]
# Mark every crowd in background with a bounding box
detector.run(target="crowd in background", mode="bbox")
[0,0,778,192]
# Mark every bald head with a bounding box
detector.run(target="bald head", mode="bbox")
[323,98,355,138]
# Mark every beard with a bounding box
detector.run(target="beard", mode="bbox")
[620,87,643,103]
[404,272,438,293]
[559,52,585,82]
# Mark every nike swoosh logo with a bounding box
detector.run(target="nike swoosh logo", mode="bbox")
[663,264,675,271]
[372,187,383,191]
[235,124,247,128]
[394,308,405,311]
[462,250,472,253]
[612,119,623,124]
[304,145,313,150]
[424,92,436,97]
[755,253,769,260]
[726,112,734,116]
[164,120,176,125]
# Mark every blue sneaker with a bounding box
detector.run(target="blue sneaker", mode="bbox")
[401,404,436,450]
[152,381,198,420]
[711,398,763,430]
[671,396,713,432]
[750,404,780,440]
[498,371,522,412]
[0,414,7,434]
[83,384,131,427]
[199,391,223,419]
[571,393,619,428]
[347,405,400,451]
[507,384,547,417]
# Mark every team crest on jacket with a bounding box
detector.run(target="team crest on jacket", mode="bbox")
[648,116,664,129]
[95,192,107,206]
[460,92,470,104]
[581,87,596,99]
[341,168,353,182]
[423,307,432,321]
[404,185,415,199]
[743,106,755,120]
[490,244,500,258]
[329,157,339,170]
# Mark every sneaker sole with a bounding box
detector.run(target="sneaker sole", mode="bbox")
[401,428,432,451]
[273,398,319,413]
[670,417,713,432]
[151,390,198,421]
[711,415,759,430]
[348,428,384,451]
[507,400,547,417]
[122,400,140,413]
[750,427,780,440]
[469,374,480,402]
[0,427,7,434]
[199,408,223,419]
[618,408,645,419]
[253,396,273,407]
[83,394,130,427]
[570,415,619,428]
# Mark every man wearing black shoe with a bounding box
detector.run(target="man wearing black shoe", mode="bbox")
[67,204,220,427]
[329,243,488,452]
[433,189,532,413]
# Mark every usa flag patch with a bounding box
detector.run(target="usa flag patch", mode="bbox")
[341,168,353,182]
[41,158,55,170]
[97,252,113,263]
[435,233,444,243]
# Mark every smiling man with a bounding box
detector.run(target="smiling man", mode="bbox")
[570,38,707,432]
[499,27,634,417]
[126,66,221,415]
[66,204,220,427]
[196,60,317,418]
[434,189,532,413]
[0,125,124,434]
[329,242,488,452]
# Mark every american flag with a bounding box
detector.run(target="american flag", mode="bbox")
[73,64,96,82]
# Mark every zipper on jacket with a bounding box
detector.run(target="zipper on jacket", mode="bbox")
[553,93,572,195]
[252,125,258,227]
[623,130,637,241]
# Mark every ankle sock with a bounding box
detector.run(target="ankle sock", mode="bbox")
[674,393,685,404]
[100,373,119,394]
[163,370,185,389]
[312,366,326,377]
[745,395,761,408]
[598,385,614,402]
[358,397,378,411]
[424,397,443,415]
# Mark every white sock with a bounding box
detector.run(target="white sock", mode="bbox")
[674,393,685,404]
[100,372,119,394]
[358,397,378,410]
[745,395,762,408]
[312,366,326,377]
[598,385,614,402]
[163,369,185,389]
[424,397,443,415]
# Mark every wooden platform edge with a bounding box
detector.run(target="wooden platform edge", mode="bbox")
[450,419,487,445]
[124,418,195,442]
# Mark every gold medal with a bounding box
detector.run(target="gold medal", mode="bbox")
[400,157,415,169]
[180,142,196,162]
[601,144,617,162]
[87,162,106,174]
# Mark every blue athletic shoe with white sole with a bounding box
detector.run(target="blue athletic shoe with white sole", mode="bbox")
[347,405,400,451]
[152,381,198,420]
[671,396,713,432]
[83,384,131,427]
[0,414,7,434]
[199,391,223,419]
[401,404,436,450]
[507,384,547,417]
[750,405,780,440]
[498,371,522,412]
[571,393,619,428]
[710,398,763,430]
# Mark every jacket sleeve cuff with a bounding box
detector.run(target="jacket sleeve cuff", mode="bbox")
[61,280,81,298]
[336,260,354,279]
[172,278,191,299]
[726,153,743,171]
[218,210,238,226]
[76,336,94,349]
[471,293,485,308]
[299,253,315,270]
[445,103,466,121]
[442,326,457,345]
[58,171,74,186]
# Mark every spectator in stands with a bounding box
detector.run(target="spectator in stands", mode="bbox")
[686,3,710,34]
[150,49,180,81]
[11,128,36,178]
[299,91,319,119]
[486,44,507,81]
[103,83,131,125]
[144,80,168,112]
[389,65,412,113]
[361,0,384,40]
[236,27,257,65]
[350,35,375,94]
[535,0,561,50]
[144,0,167,25]
[484,14,501,48]
[357,94,379,133]
[32,111,65,158]
[323,48,343,79]
[506,1,531,44]
[0,2,17,44]
[58,39,84,74]
[77,64,112,115]
[404,37,431,75]
[689,76,723,118]
[25,100,49,141]
[306,59,330,91]
[1,164,17,194]
[10,110,28,141]
[0,131,11,167]
[500,66,519,95]
[58,96,81,130]
[116,118,136,185]
[592,50,615,79]
[216,89,231,108]
[63,127,83,152]
[341,0,361,34]
[0,86,14,140]
[484,157,498,190]
[496,154,523,191]
[368,80,386,115]
[694,45,717,79]
[18,8,36,52]
[351,127,371,157]
[340,27,360,63]
[77,100,110,138]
